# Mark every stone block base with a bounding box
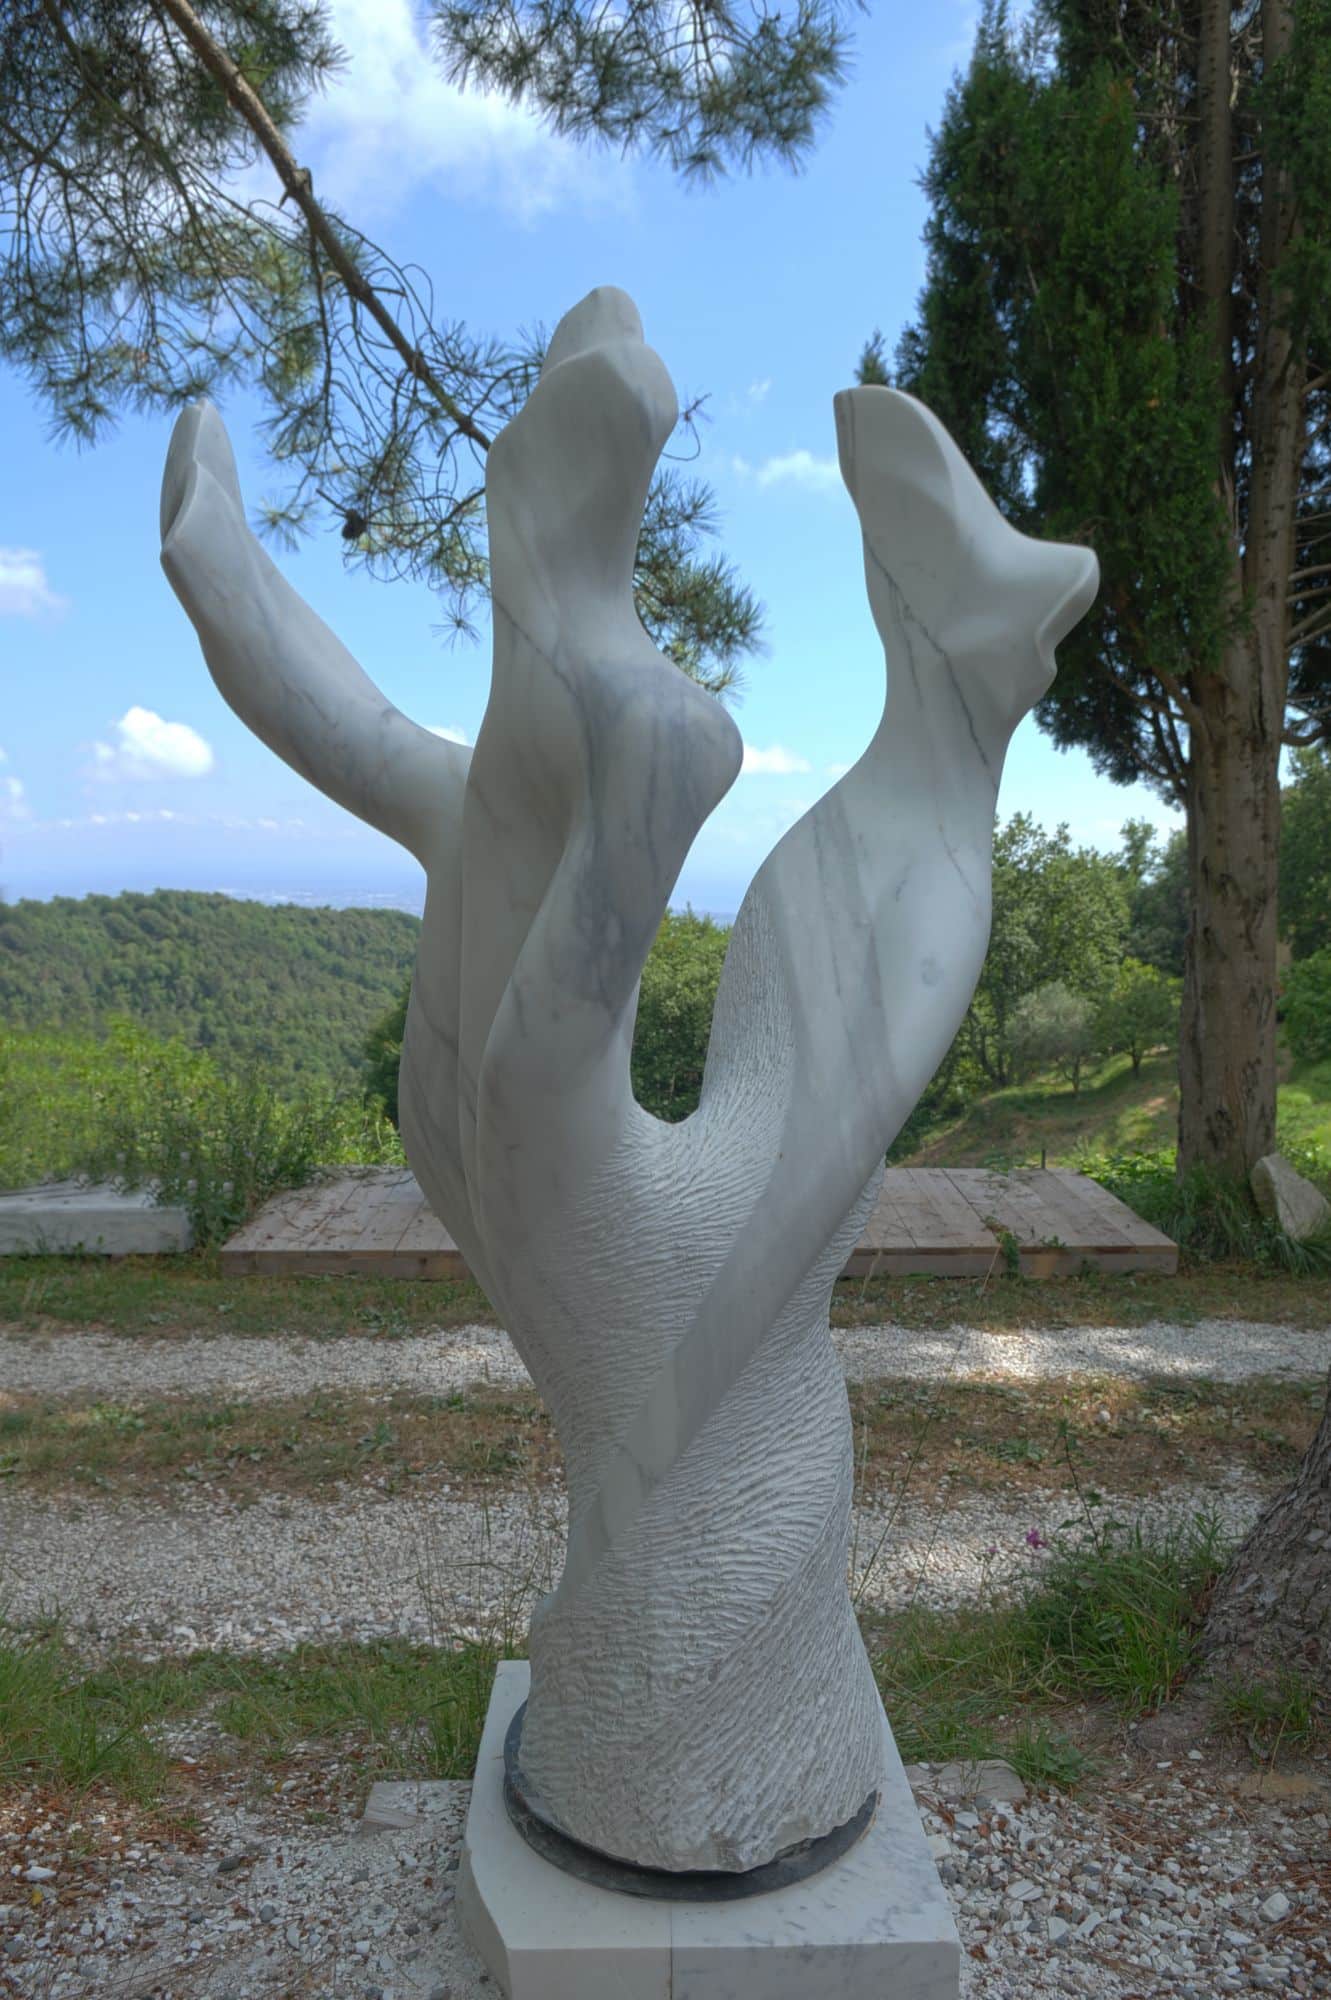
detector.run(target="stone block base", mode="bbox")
[0,1181,193,1255]
[456,1660,961,2000]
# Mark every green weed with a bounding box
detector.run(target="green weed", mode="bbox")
[873,1508,1231,1781]
[1213,1671,1326,1759]
[1083,1146,1331,1273]
[0,1617,512,1804]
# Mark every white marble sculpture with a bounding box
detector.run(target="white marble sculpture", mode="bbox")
[161,285,1098,1877]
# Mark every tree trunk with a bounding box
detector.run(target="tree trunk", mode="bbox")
[1198,1369,1331,1688]
[1177,666,1282,1178]
[1177,0,1300,1183]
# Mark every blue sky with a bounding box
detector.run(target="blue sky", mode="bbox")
[0,0,1182,918]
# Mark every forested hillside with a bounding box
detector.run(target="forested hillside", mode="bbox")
[0,891,420,1089]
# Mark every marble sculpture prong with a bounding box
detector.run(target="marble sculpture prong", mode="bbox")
[160,398,466,867]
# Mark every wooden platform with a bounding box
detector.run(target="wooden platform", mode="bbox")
[221,1165,1177,1280]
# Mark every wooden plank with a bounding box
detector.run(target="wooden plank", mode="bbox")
[945,1167,1177,1276]
[1049,1169,1176,1249]
[219,1173,363,1267]
[223,1164,1175,1281]
[341,1169,425,1252]
[845,1168,999,1277]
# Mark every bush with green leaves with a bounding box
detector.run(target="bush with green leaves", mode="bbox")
[363,980,411,1127]
[1282,949,1331,1065]
[1081,1144,1331,1269]
[959,815,1129,1087]
[1009,980,1097,1092]
[1280,746,1331,962]
[630,909,731,1122]
[1094,957,1180,1074]
[0,1020,401,1247]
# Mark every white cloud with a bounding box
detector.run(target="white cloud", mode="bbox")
[754,450,842,493]
[826,761,852,778]
[427,723,472,745]
[742,743,812,776]
[0,748,30,818]
[730,451,842,494]
[0,547,66,618]
[2,774,30,820]
[747,378,772,404]
[92,706,216,781]
[291,0,635,227]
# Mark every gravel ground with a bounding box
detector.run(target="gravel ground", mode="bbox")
[4,1316,1330,1400]
[4,1760,1329,1998]
[0,1474,1274,1652]
[3,1312,1328,1997]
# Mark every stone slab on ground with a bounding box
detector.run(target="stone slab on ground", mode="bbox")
[0,1180,192,1255]
[451,1659,961,2000]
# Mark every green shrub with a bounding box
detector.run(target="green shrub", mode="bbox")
[0,1020,402,1246]
[630,909,730,1122]
[1094,957,1180,1074]
[363,978,410,1126]
[1081,1143,1331,1269]
[1009,981,1096,1091]
[874,1508,1230,1779]
[1283,948,1331,1064]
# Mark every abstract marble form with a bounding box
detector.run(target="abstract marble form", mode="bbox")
[161,285,1098,1879]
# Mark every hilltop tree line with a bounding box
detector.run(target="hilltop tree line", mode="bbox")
[4,745,1326,1123]
[0,890,418,1090]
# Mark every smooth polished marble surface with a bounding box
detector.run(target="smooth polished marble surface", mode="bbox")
[457,1662,960,2000]
[161,285,1098,1874]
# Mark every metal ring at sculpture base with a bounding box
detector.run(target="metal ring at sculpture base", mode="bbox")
[502,1699,879,1902]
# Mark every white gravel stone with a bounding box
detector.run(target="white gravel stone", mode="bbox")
[3,1315,1329,1403]
[5,1768,1327,2000]
[0,1477,1277,1651]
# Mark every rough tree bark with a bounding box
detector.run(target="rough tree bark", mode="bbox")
[1177,0,1299,1182]
[1198,1370,1331,1687]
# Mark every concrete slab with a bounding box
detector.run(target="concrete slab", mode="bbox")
[0,1181,193,1255]
[453,1660,960,2000]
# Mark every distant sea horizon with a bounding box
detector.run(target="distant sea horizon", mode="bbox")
[0,882,739,926]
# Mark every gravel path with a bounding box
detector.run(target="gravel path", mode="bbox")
[5,1759,1328,1998]
[4,1315,1330,1400]
[0,1474,1274,1652]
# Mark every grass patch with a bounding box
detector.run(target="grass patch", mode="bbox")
[896,1047,1331,1181]
[833,1262,1331,1330]
[6,1254,1331,1342]
[1213,1671,1327,1761]
[0,1376,1316,1501]
[0,1386,559,1498]
[871,1509,1231,1782]
[0,1622,514,1808]
[848,1375,1320,1499]
[898,1051,1182,1170]
[0,1253,494,1338]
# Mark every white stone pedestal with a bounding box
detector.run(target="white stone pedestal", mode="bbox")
[0,1181,193,1255]
[457,1661,961,2000]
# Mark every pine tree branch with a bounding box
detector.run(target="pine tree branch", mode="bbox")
[143,0,493,454]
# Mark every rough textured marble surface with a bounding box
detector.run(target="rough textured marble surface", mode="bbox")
[161,283,1098,1875]
[457,1661,961,2000]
